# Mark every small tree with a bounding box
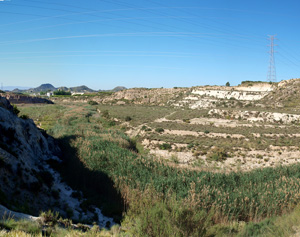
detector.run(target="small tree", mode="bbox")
[226,82,230,87]
[53,90,71,96]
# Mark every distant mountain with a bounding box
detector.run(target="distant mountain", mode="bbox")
[4,86,31,91]
[9,83,126,94]
[27,83,56,93]
[99,86,127,92]
[70,85,95,92]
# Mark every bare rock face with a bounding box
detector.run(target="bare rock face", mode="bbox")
[0,96,61,215]
[0,96,113,226]
[0,96,13,112]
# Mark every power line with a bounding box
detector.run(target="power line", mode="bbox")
[267,35,276,82]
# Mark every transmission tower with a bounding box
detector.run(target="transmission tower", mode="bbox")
[267,35,276,82]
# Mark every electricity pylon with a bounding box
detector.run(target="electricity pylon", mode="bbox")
[267,35,276,82]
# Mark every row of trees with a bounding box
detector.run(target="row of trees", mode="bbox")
[40,90,71,96]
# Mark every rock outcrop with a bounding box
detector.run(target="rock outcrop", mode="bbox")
[0,96,61,215]
[0,96,113,226]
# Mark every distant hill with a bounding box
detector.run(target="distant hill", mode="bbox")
[27,83,56,93]
[4,86,31,91]
[10,83,126,94]
[112,86,127,92]
[56,86,69,92]
[70,85,95,92]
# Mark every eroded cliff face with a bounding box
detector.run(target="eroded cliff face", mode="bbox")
[0,96,113,226]
[0,95,62,215]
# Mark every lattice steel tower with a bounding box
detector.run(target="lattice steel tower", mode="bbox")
[267,35,276,82]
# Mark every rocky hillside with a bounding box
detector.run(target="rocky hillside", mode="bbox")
[50,79,300,111]
[82,82,273,107]
[103,87,187,105]
[261,79,300,108]
[0,96,112,226]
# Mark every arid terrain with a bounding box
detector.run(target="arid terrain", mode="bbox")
[3,79,300,236]
[54,79,300,173]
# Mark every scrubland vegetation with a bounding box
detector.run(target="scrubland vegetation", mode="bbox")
[12,99,300,236]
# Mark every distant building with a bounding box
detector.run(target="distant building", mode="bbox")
[46,92,53,97]
[71,92,84,96]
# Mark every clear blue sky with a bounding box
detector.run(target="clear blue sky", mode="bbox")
[1,0,300,90]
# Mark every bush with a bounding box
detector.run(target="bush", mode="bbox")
[88,101,98,105]
[159,143,172,150]
[155,128,164,133]
[207,148,229,162]
[125,116,132,121]
[12,104,20,115]
[141,125,147,130]
[40,210,59,227]
[183,118,190,123]
[19,114,29,120]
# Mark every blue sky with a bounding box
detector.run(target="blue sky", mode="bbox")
[1,0,300,90]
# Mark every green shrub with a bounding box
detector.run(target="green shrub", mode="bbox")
[207,147,228,162]
[88,101,98,105]
[183,118,190,123]
[19,114,29,120]
[141,125,148,130]
[40,210,59,227]
[125,116,132,121]
[159,143,172,150]
[12,104,20,115]
[155,127,164,133]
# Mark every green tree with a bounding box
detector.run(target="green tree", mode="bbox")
[226,82,230,87]
[53,90,71,96]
